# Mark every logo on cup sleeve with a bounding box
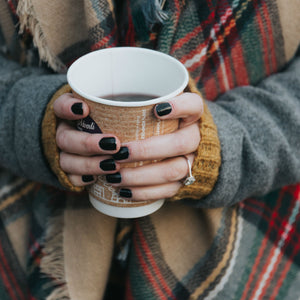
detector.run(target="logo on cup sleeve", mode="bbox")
[77,116,102,133]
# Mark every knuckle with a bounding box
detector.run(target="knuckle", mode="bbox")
[53,98,62,113]
[189,128,201,150]
[136,141,151,159]
[176,127,200,154]
[189,92,204,116]
[165,161,185,182]
[68,175,80,186]
[136,192,148,202]
[54,94,69,112]
[62,98,71,113]
[137,189,157,202]
[191,91,203,102]
[174,133,190,154]
[83,158,95,173]
[125,169,138,185]
[83,134,95,153]
[56,130,67,150]
[197,97,204,116]
[167,183,182,198]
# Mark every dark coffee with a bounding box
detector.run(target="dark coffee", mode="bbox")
[100,93,159,102]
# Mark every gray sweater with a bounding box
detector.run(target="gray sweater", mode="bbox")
[0,49,299,208]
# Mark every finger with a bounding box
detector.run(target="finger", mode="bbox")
[56,122,120,155]
[154,92,204,127]
[118,182,183,202]
[53,93,89,120]
[68,174,97,187]
[121,124,200,162]
[106,155,194,187]
[60,152,120,175]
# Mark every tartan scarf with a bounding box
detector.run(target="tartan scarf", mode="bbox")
[13,0,299,98]
[0,0,300,299]
[2,174,300,299]
[14,0,169,72]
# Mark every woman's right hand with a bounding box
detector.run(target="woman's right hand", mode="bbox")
[53,93,122,187]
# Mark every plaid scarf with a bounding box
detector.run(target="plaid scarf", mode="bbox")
[13,0,299,98]
[0,0,300,299]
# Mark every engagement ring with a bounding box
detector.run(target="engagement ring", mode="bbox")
[183,156,196,186]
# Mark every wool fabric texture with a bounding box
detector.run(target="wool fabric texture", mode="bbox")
[41,84,84,193]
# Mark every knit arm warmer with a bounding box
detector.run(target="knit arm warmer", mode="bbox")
[170,78,221,201]
[42,84,84,192]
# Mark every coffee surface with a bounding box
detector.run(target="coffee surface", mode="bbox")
[100,93,158,102]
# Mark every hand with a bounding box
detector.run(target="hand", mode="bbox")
[53,93,122,186]
[106,92,203,201]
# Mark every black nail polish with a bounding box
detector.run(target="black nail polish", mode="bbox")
[119,188,132,198]
[156,102,172,116]
[82,175,94,182]
[106,172,122,183]
[71,103,83,115]
[113,147,129,160]
[99,137,117,151]
[100,159,116,171]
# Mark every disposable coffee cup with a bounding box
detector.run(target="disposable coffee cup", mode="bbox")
[67,47,189,218]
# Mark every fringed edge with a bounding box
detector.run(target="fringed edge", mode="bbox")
[40,212,71,300]
[16,0,66,72]
[141,0,169,29]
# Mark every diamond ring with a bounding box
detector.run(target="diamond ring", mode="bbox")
[182,156,196,186]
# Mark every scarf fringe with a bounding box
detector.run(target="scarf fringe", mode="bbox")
[16,0,66,72]
[142,0,168,27]
[45,287,70,300]
[40,212,71,300]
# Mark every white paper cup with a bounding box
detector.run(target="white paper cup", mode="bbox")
[67,47,189,218]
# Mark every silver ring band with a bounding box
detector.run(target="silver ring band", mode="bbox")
[183,156,196,186]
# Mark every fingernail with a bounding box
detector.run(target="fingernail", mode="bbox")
[106,172,122,183]
[82,175,94,182]
[113,147,129,160]
[100,159,116,171]
[119,188,132,198]
[155,102,172,116]
[99,137,117,150]
[71,103,83,115]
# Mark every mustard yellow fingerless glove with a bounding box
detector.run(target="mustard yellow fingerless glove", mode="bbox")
[42,84,84,192]
[170,78,221,201]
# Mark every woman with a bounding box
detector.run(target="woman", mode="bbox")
[0,0,299,299]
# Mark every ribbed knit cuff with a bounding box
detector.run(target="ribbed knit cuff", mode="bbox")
[41,84,84,192]
[169,77,221,201]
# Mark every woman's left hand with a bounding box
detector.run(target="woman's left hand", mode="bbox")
[107,92,203,201]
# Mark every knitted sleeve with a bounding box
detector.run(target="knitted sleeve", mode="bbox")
[0,53,68,188]
[184,53,300,208]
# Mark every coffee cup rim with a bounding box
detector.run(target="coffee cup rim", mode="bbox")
[67,47,189,107]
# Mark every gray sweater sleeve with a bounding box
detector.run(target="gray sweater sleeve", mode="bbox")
[0,53,67,187]
[1,50,299,200]
[190,53,300,208]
